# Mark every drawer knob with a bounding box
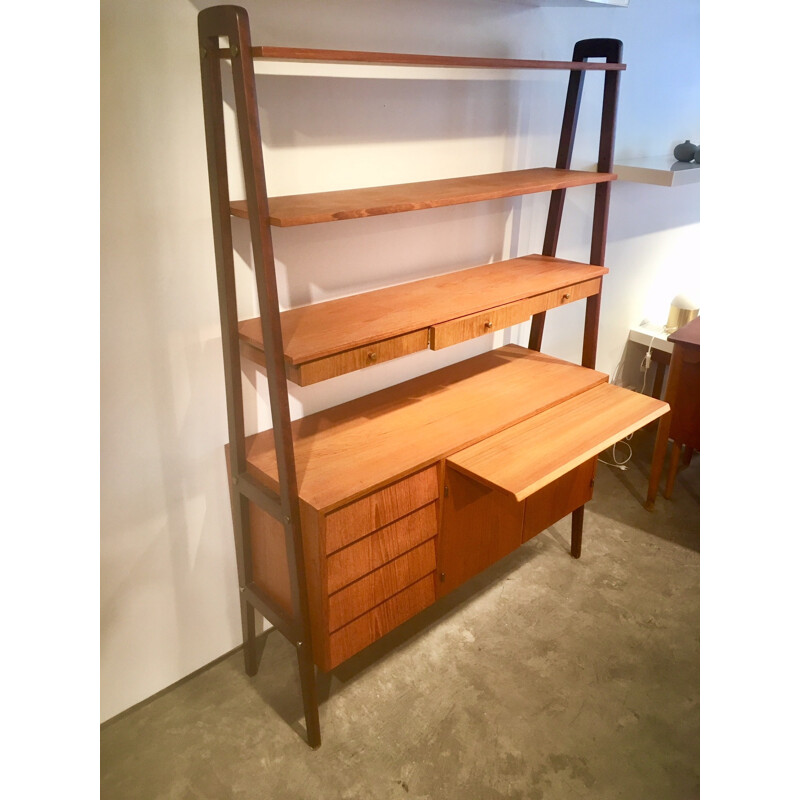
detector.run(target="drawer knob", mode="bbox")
[367,351,377,362]
[485,320,494,329]
[562,292,571,302]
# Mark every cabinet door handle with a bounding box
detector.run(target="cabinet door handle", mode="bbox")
[485,320,494,329]
[367,351,377,362]
[561,292,571,302]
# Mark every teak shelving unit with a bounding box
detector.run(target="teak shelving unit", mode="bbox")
[198,5,668,748]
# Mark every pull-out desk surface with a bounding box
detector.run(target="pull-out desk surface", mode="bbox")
[448,382,668,501]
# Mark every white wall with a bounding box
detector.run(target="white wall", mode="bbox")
[100,0,699,721]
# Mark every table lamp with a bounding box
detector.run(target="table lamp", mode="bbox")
[665,293,699,334]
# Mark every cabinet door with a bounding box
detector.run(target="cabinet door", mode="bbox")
[437,465,524,597]
[522,457,596,542]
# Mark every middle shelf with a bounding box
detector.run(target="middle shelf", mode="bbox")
[230,167,616,227]
[239,253,608,385]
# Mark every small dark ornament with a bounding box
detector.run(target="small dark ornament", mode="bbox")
[673,140,698,162]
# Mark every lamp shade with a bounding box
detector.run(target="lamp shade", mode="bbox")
[666,293,699,333]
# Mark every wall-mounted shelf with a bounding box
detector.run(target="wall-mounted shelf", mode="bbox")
[608,156,700,187]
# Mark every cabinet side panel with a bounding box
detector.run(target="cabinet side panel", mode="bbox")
[522,457,596,542]
[437,466,524,597]
[249,502,293,618]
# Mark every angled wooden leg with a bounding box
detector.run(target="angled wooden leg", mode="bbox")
[645,412,671,510]
[571,505,584,559]
[664,440,682,499]
[528,311,546,351]
[240,596,258,676]
[297,641,321,749]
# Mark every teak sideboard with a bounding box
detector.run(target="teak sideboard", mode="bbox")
[198,5,668,748]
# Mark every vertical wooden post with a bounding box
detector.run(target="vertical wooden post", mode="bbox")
[198,5,321,749]
[528,38,623,369]
[571,505,584,559]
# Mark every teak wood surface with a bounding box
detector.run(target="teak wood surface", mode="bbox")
[239,256,608,367]
[229,168,616,227]
[232,45,627,72]
[325,503,438,593]
[327,575,436,668]
[448,382,668,501]
[438,466,524,596]
[327,539,437,632]
[244,345,608,512]
[325,468,439,554]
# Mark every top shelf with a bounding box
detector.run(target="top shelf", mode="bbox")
[216,46,626,72]
[231,167,617,227]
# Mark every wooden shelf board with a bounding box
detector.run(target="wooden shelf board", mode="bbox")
[230,167,616,227]
[239,255,608,366]
[244,345,609,512]
[610,157,700,187]
[448,383,668,501]
[216,46,626,72]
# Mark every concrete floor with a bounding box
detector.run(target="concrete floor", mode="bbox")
[101,428,699,800]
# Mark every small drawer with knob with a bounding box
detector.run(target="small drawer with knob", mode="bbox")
[429,278,601,350]
[285,329,430,386]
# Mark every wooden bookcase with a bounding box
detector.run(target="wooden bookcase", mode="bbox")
[198,5,667,748]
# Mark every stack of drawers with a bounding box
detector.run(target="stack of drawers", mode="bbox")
[320,465,439,668]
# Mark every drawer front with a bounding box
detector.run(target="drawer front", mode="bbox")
[327,502,438,593]
[286,329,429,387]
[328,539,437,632]
[327,574,436,668]
[325,466,439,553]
[522,457,596,542]
[430,278,602,350]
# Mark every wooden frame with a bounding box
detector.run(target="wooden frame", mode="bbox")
[198,4,624,748]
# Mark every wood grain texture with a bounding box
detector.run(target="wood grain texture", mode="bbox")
[239,46,626,72]
[298,502,328,670]
[326,503,438,593]
[522,458,596,543]
[430,277,601,349]
[285,330,429,386]
[244,346,609,512]
[327,575,436,668]
[239,256,607,367]
[328,540,437,632]
[229,168,617,227]
[448,382,668,502]
[325,468,438,554]
[249,502,293,617]
[437,466,524,597]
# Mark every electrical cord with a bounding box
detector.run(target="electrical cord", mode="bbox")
[599,434,634,470]
[603,333,658,469]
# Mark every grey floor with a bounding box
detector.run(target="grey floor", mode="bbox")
[101,428,699,800]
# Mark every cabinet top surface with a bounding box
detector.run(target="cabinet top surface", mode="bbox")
[245,345,608,511]
[230,168,616,227]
